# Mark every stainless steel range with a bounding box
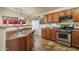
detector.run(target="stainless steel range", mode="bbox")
[56,30,72,47]
[56,15,73,47]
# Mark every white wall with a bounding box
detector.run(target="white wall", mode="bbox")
[0,29,6,51]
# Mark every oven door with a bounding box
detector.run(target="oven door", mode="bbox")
[57,32,71,42]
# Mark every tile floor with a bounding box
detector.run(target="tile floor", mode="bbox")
[33,35,79,51]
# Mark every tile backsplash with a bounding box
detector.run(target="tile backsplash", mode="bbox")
[40,23,58,28]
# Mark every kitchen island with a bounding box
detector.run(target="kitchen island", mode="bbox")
[6,27,34,51]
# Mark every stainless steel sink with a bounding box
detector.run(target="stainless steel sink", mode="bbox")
[16,30,32,36]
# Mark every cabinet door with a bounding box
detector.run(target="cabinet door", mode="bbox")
[50,29,56,41]
[73,8,79,22]
[46,29,51,40]
[72,31,79,48]
[6,40,10,51]
[7,39,20,51]
[20,37,26,51]
[47,14,53,23]
[58,11,65,17]
[41,29,46,39]
[65,9,72,16]
[53,13,59,23]
[26,33,33,51]
[44,15,48,23]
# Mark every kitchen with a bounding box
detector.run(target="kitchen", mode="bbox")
[0,7,79,51]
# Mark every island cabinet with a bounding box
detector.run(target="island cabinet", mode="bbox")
[20,37,26,51]
[72,8,79,22]
[25,32,33,51]
[72,31,79,48]
[6,32,34,51]
[6,38,21,51]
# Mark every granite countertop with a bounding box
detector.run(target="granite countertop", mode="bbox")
[6,30,34,40]
[42,27,79,32]
[72,28,79,31]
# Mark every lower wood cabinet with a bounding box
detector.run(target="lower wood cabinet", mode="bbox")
[6,32,34,51]
[72,31,79,48]
[41,28,56,41]
[6,38,21,51]
[25,33,33,51]
[50,29,56,41]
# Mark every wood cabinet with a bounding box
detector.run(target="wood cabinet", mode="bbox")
[20,37,26,51]
[43,9,75,23]
[53,13,60,23]
[6,38,21,51]
[50,29,56,41]
[45,29,51,40]
[72,31,79,48]
[41,28,56,41]
[41,28,46,39]
[73,8,79,22]
[58,11,65,17]
[47,14,53,23]
[65,9,72,16]
[6,32,34,51]
[44,15,48,23]
[41,28,51,40]
[53,11,65,23]
[26,32,33,51]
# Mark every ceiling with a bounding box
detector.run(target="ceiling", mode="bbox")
[7,7,61,17]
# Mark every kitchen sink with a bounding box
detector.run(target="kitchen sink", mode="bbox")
[16,30,32,36]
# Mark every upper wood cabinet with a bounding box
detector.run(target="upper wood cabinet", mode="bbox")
[58,11,65,17]
[72,8,79,22]
[44,15,48,23]
[52,11,65,23]
[65,9,72,16]
[43,8,78,23]
[52,13,60,23]
[47,14,53,23]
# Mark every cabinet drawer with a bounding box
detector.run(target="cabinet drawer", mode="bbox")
[72,31,79,35]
